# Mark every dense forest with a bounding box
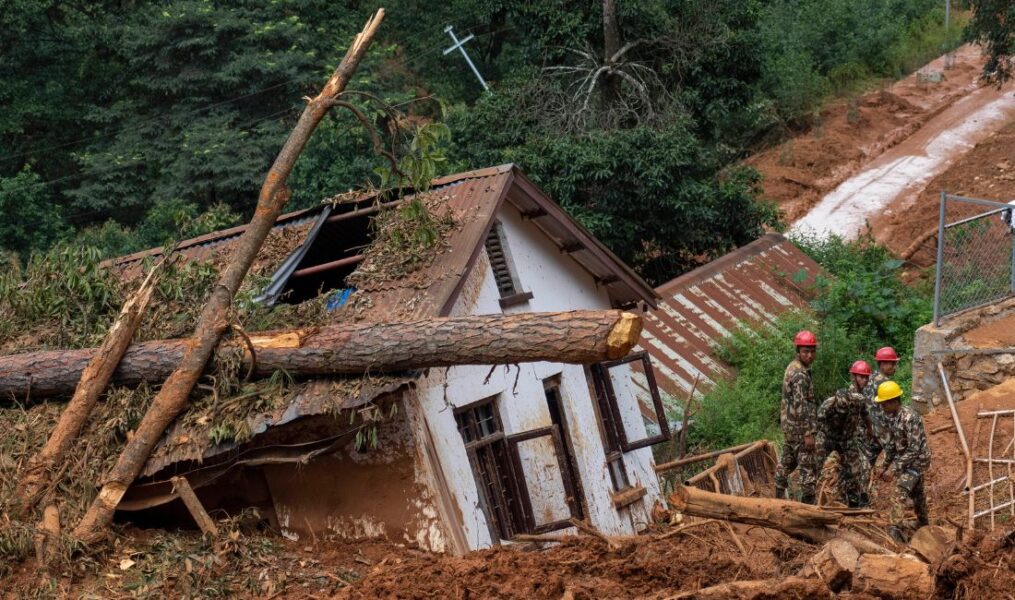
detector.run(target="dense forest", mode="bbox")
[0,0,985,284]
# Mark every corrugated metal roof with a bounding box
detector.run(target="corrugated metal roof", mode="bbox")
[129,164,658,477]
[637,234,822,401]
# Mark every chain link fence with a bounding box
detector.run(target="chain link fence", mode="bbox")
[934,192,1015,324]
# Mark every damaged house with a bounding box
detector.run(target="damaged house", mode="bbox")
[109,165,667,554]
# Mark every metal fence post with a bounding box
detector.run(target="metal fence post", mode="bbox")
[934,191,946,326]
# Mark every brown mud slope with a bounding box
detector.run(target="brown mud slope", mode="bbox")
[748,45,985,224]
[875,119,1015,266]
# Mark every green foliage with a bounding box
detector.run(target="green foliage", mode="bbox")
[966,0,1015,82]
[0,167,67,256]
[691,235,931,450]
[448,98,781,283]
[793,232,933,357]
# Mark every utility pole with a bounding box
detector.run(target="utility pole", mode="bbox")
[944,0,950,32]
[443,25,491,93]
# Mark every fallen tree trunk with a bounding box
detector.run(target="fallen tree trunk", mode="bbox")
[71,10,385,546]
[668,486,889,553]
[0,310,641,400]
[663,576,830,600]
[15,261,164,516]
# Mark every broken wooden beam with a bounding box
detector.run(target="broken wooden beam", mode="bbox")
[172,476,218,536]
[654,442,755,473]
[0,310,642,400]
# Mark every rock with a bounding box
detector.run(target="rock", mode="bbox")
[971,358,1000,375]
[956,355,973,371]
[854,553,934,600]
[908,525,957,569]
[996,353,1015,366]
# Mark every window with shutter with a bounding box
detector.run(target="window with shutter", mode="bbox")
[485,223,517,297]
[484,222,534,309]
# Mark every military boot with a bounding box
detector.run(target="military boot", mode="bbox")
[774,486,786,499]
[888,526,907,544]
[800,492,816,505]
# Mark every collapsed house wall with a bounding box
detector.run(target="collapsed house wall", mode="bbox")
[912,296,1015,411]
[415,204,658,550]
[261,395,453,552]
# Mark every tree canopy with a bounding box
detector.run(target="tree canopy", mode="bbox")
[1,0,963,283]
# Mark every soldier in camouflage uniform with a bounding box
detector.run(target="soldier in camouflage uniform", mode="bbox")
[817,360,873,507]
[775,330,819,504]
[874,380,931,543]
[863,347,899,474]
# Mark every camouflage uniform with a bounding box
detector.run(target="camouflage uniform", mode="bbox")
[882,405,931,536]
[817,382,871,507]
[775,358,819,502]
[863,372,890,469]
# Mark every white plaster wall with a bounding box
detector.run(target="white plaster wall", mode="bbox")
[416,202,660,550]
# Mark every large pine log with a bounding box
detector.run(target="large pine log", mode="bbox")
[0,310,640,400]
[71,11,385,545]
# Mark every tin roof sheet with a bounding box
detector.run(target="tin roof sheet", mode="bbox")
[637,234,822,401]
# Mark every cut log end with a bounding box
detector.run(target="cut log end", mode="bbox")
[606,312,643,359]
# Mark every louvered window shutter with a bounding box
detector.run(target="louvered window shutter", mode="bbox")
[485,224,517,297]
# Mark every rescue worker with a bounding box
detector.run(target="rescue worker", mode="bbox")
[875,380,931,543]
[775,330,819,504]
[817,360,872,507]
[864,346,899,469]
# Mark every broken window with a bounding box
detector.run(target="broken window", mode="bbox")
[590,352,670,492]
[455,398,527,540]
[543,377,585,519]
[592,351,670,452]
[485,221,532,308]
[455,395,581,539]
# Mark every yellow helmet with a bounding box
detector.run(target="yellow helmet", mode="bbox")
[876,381,903,403]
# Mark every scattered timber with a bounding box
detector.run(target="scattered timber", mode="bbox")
[0,310,641,400]
[71,9,386,546]
[667,485,889,553]
[14,260,165,516]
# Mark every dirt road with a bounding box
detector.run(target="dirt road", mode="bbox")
[790,49,1015,239]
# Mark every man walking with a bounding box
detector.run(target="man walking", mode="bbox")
[875,380,931,543]
[775,330,819,504]
[864,347,899,469]
[817,360,872,507]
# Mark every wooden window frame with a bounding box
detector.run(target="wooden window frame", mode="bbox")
[454,396,580,538]
[543,376,586,520]
[506,425,581,533]
[594,351,671,452]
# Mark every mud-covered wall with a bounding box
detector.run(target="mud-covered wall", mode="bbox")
[415,202,659,550]
[262,395,451,552]
[913,297,1015,411]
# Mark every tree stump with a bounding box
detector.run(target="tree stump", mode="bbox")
[854,553,934,599]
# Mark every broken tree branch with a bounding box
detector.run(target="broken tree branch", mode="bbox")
[0,310,642,399]
[15,259,166,517]
[71,9,386,546]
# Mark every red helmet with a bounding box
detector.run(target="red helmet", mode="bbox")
[794,330,818,347]
[849,360,872,376]
[874,347,900,362]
